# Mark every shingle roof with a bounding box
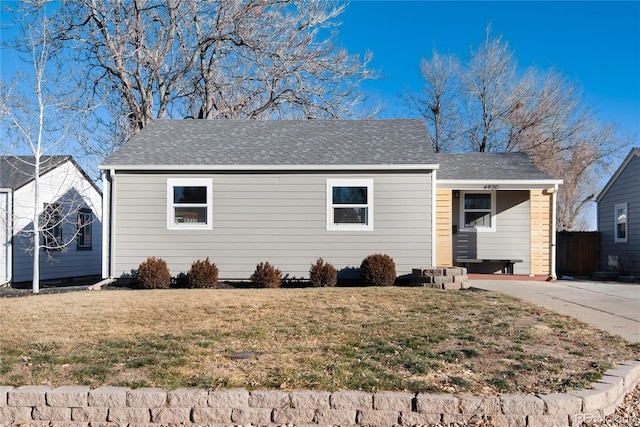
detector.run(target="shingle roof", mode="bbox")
[100,119,436,168]
[0,156,72,190]
[436,152,559,181]
[100,119,559,182]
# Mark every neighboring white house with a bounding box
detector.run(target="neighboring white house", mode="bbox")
[0,156,103,285]
[99,119,562,281]
[597,147,640,275]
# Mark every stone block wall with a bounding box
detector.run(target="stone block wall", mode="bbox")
[411,267,469,289]
[0,361,638,426]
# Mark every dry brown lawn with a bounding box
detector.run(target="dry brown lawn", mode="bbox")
[0,286,637,395]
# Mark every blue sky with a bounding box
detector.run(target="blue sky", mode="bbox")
[1,1,638,141]
[337,1,640,141]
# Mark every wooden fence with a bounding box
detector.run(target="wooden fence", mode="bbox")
[556,231,600,278]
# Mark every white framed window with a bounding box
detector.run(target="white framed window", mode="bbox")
[77,208,92,250]
[327,178,373,231]
[42,203,63,249]
[460,191,496,232]
[167,178,212,230]
[614,203,628,243]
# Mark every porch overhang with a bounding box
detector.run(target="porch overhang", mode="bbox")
[437,179,562,191]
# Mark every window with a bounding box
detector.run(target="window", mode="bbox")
[77,208,92,250]
[42,203,63,249]
[327,179,373,231]
[167,178,212,230]
[615,203,628,243]
[460,192,495,232]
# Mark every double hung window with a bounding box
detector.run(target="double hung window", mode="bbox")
[327,179,373,231]
[615,203,628,243]
[42,203,63,249]
[167,178,212,230]
[77,208,92,250]
[460,192,495,232]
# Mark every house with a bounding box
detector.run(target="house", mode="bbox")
[596,147,640,275]
[0,156,103,285]
[99,119,561,281]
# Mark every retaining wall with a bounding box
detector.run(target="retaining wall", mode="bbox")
[0,361,638,427]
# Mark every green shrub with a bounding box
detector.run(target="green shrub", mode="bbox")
[309,258,337,287]
[250,262,282,288]
[360,253,396,286]
[137,257,171,289]
[187,257,219,288]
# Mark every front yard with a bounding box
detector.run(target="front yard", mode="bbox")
[0,286,637,394]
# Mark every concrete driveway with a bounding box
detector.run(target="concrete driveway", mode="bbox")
[473,279,640,343]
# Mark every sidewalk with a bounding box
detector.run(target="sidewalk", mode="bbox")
[473,279,640,343]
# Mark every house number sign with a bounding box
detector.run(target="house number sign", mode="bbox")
[483,185,500,190]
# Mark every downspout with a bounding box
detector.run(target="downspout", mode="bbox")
[102,169,116,279]
[550,183,558,280]
[431,169,437,267]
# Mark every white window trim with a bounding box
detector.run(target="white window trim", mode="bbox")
[326,178,374,231]
[614,202,628,243]
[167,178,213,230]
[77,208,92,249]
[459,191,496,232]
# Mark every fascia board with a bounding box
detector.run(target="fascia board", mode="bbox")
[99,164,440,172]
[437,179,563,191]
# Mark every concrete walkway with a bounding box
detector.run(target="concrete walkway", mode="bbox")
[473,279,640,343]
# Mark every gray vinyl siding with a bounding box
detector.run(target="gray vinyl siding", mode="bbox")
[453,191,531,274]
[598,154,640,274]
[111,171,433,279]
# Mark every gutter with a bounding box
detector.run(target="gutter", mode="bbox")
[98,164,441,172]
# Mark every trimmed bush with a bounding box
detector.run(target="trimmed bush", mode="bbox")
[250,262,282,288]
[187,257,219,288]
[137,257,171,289]
[309,258,337,287]
[360,253,396,286]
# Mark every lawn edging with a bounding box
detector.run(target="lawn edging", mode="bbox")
[0,360,638,427]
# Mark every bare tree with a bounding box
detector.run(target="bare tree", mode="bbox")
[461,26,518,153]
[408,26,630,230]
[0,5,97,293]
[505,70,628,230]
[52,0,375,156]
[404,48,460,152]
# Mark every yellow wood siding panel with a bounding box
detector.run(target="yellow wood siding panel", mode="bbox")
[530,189,552,275]
[436,189,453,267]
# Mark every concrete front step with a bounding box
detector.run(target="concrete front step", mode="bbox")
[411,267,469,289]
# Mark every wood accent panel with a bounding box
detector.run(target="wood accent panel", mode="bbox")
[436,189,453,267]
[530,189,552,275]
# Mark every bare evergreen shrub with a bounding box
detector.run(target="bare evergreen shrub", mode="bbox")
[250,262,282,288]
[187,257,219,288]
[309,258,337,287]
[360,253,396,286]
[137,257,171,289]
